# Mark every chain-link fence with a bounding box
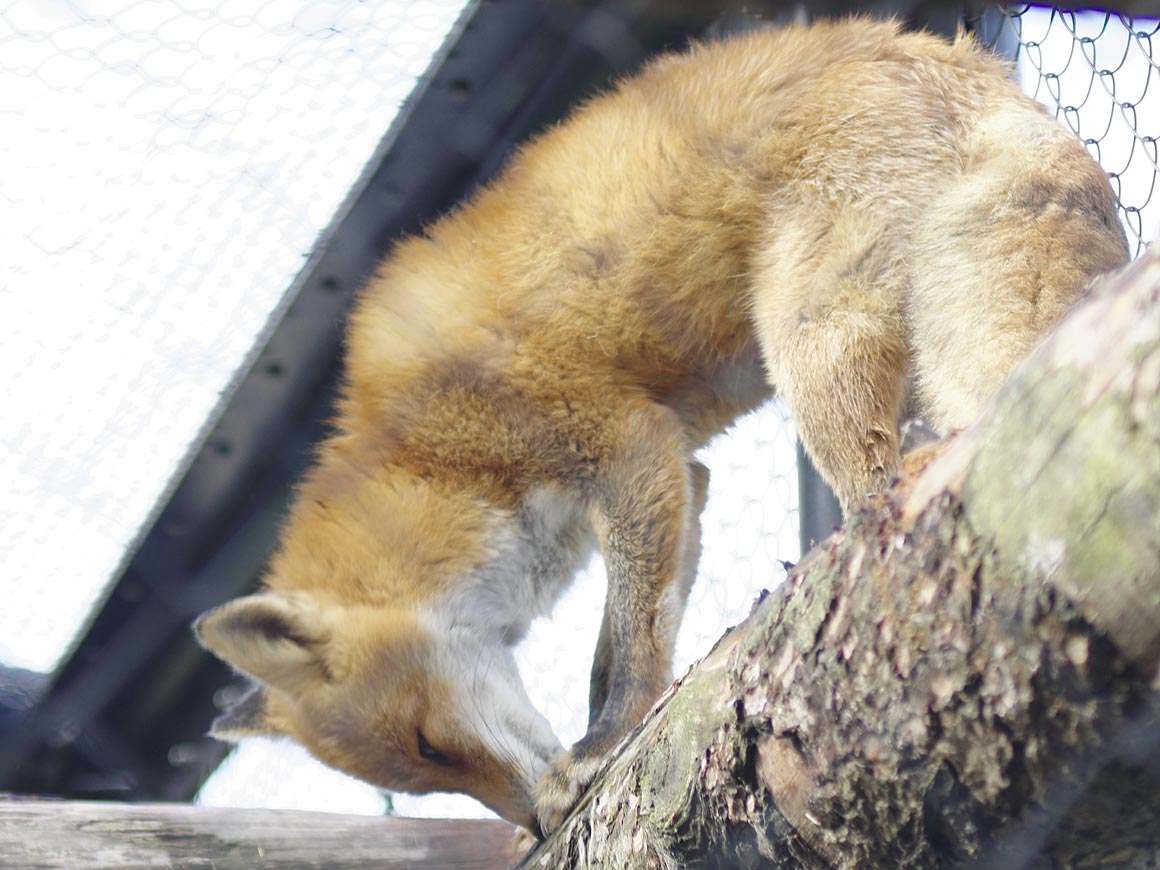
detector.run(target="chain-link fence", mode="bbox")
[2,0,1157,823]
[978,7,1159,257]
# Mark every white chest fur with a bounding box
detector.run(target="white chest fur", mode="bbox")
[435,485,597,646]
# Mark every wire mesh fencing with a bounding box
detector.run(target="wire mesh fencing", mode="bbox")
[977,7,1159,257]
[0,0,471,674]
[2,0,1157,825]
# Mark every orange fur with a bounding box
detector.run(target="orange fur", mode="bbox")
[195,18,1128,834]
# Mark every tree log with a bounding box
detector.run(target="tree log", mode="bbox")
[0,796,520,870]
[527,250,1160,869]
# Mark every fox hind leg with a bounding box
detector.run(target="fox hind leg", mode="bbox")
[906,130,1129,431]
[751,214,910,511]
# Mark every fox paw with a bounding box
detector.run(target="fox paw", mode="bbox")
[534,749,605,835]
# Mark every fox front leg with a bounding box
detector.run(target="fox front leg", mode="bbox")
[535,406,702,834]
[587,459,709,723]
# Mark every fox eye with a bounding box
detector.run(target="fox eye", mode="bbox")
[417,731,451,765]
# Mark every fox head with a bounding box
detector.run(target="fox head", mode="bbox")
[192,413,591,831]
[194,591,562,831]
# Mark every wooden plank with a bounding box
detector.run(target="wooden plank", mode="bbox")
[0,798,519,870]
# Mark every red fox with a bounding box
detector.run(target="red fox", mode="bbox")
[194,18,1128,835]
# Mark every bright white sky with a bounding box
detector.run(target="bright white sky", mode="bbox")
[1,3,1156,820]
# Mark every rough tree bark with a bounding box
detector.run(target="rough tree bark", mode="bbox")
[527,249,1160,869]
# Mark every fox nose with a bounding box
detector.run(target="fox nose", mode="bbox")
[498,799,543,838]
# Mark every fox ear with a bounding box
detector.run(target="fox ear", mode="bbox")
[209,685,283,741]
[194,593,333,696]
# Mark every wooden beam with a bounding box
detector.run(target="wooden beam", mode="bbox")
[0,797,520,870]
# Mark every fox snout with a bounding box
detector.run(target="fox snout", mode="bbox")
[425,723,558,834]
[485,777,543,836]
[472,718,562,833]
